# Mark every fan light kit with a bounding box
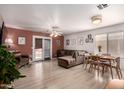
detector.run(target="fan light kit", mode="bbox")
[50,26,62,37]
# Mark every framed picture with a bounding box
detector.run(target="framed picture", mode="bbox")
[71,39,76,45]
[56,40,61,47]
[18,36,26,45]
[85,34,93,43]
[66,39,70,46]
[78,37,84,45]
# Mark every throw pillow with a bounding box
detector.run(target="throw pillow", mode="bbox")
[72,51,76,58]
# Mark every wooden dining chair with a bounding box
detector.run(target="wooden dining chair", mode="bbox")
[83,55,92,70]
[88,55,102,75]
[99,54,111,75]
[100,57,123,79]
[100,54,111,62]
[113,57,123,79]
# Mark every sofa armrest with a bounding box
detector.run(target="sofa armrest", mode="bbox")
[76,55,85,63]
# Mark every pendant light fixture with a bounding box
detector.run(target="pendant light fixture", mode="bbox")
[91,15,102,25]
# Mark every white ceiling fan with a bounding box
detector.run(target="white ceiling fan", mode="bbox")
[49,26,63,37]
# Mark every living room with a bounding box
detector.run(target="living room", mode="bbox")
[0,1,124,91]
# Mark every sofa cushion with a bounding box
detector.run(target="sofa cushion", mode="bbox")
[60,51,65,56]
[58,56,75,64]
[65,50,73,55]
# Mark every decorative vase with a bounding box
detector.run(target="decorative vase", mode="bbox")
[98,46,102,52]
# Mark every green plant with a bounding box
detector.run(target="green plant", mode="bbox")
[0,45,25,88]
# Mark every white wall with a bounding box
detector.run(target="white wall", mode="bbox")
[64,31,94,53]
[64,23,124,69]
[64,23,124,53]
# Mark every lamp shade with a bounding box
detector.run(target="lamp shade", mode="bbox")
[5,38,13,44]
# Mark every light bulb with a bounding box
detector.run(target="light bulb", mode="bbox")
[50,34,53,37]
[54,34,58,37]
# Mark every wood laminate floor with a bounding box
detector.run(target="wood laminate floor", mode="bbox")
[13,59,124,89]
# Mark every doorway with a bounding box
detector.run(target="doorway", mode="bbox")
[44,39,51,60]
[32,36,52,61]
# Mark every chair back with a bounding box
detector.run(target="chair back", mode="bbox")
[91,55,100,62]
[102,53,111,56]
[115,57,120,67]
[84,54,92,64]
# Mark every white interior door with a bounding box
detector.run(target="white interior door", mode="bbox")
[32,36,52,61]
[32,36,43,61]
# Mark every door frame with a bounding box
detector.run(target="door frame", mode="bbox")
[32,35,52,61]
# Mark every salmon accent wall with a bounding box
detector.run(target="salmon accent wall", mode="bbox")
[3,27,64,58]
[52,36,64,57]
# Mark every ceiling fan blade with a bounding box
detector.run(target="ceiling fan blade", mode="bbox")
[57,31,63,34]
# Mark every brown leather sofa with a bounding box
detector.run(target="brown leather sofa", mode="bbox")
[57,50,88,68]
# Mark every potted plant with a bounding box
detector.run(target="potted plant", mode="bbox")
[0,45,25,89]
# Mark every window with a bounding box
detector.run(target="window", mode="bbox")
[95,32,124,58]
[108,32,124,58]
[95,34,107,54]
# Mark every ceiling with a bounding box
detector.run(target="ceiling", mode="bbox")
[0,4,124,34]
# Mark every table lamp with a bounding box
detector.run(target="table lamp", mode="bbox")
[5,38,13,48]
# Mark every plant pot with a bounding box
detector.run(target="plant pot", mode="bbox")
[0,83,7,89]
[0,81,14,89]
[0,84,14,89]
[6,84,14,89]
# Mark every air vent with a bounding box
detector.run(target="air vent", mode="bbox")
[97,4,110,10]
